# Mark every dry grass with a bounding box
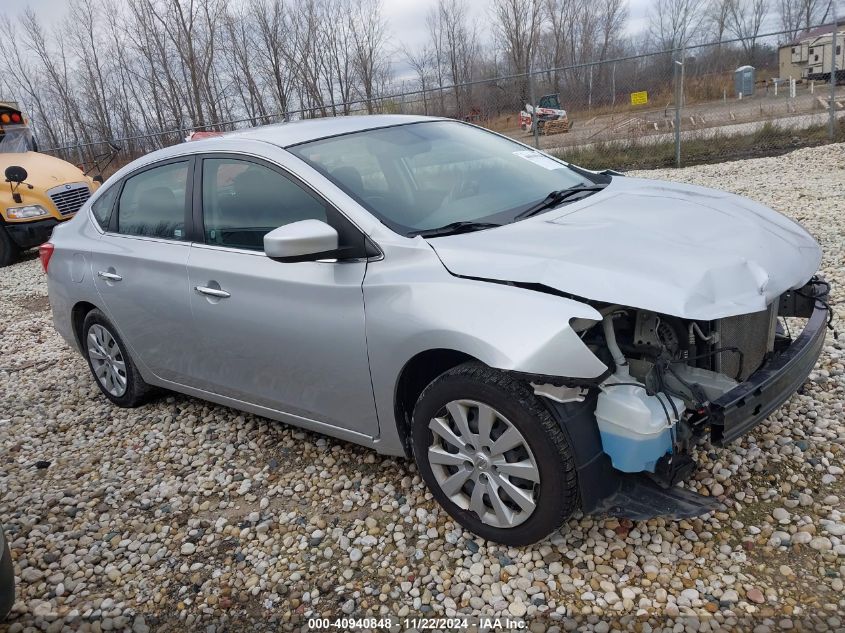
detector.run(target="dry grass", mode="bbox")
[551,120,845,171]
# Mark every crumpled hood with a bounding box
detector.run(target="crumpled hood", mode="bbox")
[428,176,822,320]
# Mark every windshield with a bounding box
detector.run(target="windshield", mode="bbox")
[0,127,37,153]
[288,121,594,236]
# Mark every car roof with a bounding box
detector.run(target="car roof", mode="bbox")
[105,115,447,183]
[225,114,442,148]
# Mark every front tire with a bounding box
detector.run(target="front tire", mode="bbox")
[82,309,153,407]
[411,363,579,545]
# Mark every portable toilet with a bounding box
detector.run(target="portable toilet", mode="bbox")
[734,65,755,97]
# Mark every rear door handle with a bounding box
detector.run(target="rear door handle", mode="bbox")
[97,271,123,282]
[195,285,231,299]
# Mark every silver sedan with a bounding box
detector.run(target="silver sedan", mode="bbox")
[44,116,827,545]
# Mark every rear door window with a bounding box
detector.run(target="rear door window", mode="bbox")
[91,184,119,229]
[116,161,189,240]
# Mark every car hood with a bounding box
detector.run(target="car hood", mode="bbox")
[427,176,822,320]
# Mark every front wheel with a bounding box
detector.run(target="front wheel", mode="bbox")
[411,363,579,545]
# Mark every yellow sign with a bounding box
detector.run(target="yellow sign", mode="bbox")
[631,91,648,106]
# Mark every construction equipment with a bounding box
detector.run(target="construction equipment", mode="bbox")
[519,94,570,134]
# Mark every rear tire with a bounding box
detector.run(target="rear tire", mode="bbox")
[411,363,579,546]
[0,227,19,268]
[82,309,153,407]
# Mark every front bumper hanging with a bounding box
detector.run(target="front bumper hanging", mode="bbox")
[709,285,830,445]
[546,280,831,521]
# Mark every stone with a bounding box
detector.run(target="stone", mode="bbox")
[508,600,527,617]
[746,588,765,604]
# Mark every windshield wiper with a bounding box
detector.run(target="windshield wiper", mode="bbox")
[409,221,502,238]
[514,184,606,220]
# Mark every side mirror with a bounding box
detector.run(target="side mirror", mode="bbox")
[92,174,104,184]
[4,165,28,184]
[264,220,339,260]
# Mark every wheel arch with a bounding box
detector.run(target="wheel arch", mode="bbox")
[393,348,480,456]
[71,300,100,350]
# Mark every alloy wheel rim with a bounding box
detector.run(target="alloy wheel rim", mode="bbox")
[427,399,540,528]
[87,324,128,397]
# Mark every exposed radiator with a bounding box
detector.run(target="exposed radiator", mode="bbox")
[715,303,777,381]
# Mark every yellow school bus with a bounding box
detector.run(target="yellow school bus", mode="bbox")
[1,101,99,267]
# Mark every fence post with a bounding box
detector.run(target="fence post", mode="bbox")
[830,1,838,141]
[529,66,540,149]
[75,142,84,170]
[611,63,616,108]
[674,51,683,168]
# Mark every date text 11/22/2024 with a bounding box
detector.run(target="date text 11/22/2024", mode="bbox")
[306,616,529,630]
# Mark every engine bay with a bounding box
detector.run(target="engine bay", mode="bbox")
[547,276,831,487]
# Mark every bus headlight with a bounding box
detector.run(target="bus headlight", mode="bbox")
[6,205,49,219]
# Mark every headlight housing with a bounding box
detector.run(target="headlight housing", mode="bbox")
[6,205,49,219]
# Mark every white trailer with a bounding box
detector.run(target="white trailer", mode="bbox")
[805,33,845,81]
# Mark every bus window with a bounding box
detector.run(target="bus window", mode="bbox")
[0,127,37,153]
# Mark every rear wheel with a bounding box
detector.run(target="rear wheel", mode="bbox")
[0,227,19,268]
[82,309,153,407]
[411,363,579,545]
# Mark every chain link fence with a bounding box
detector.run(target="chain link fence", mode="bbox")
[43,25,844,175]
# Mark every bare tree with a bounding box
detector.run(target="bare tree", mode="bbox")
[251,0,294,116]
[726,0,769,62]
[7,0,810,160]
[224,5,270,122]
[426,0,479,115]
[707,0,733,42]
[405,45,437,114]
[0,25,64,147]
[288,0,329,117]
[780,0,832,37]
[492,0,544,103]
[350,0,389,113]
[543,0,590,94]
[67,0,114,141]
[804,0,833,30]
[647,0,707,50]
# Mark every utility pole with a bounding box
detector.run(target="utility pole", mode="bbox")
[831,0,839,140]
[674,54,683,168]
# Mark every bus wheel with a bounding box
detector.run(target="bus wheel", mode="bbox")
[0,227,20,267]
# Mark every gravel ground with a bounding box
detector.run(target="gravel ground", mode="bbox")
[1,143,844,633]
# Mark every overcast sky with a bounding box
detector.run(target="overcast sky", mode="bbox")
[16,0,654,58]
[383,0,652,50]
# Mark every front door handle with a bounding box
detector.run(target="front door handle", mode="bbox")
[97,271,123,282]
[195,285,231,299]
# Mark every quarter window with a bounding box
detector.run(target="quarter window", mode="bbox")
[91,184,119,229]
[201,158,328,251]
[117,161,189,240]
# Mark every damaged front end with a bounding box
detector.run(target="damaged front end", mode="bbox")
[537,276,832,520]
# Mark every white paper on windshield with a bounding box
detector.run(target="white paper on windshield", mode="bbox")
[513,150,565,170]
